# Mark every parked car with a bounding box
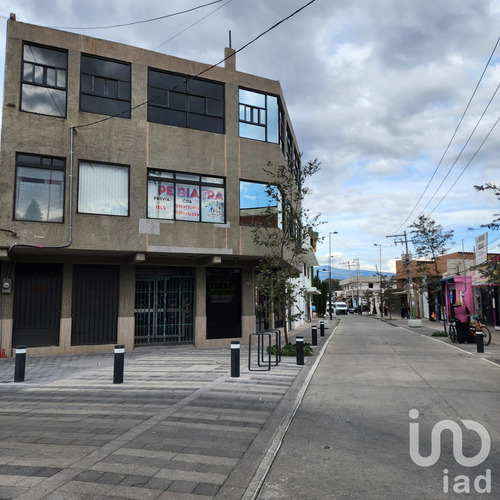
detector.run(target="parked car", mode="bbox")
[334,301,348,315]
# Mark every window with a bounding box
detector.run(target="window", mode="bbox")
[239,89,280,143]
[21,43,67,117]
[14,153,65,222]
[148,69,224,133]
[148,170,225,223]
[369,283,374,289]
[239,180,280,227]
[78,162,129,216]
[80,55,131,118]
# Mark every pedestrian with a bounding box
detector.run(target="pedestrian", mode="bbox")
[401,304,406,319]
[453,300,470,344]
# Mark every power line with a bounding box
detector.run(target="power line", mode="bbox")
[392,35,500,234]
[48,1,224,30]
[415,84,500,218]
[0,0,233,142]
[76,0,317,130]
[427,114,500,217]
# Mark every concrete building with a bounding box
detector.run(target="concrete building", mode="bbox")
[0,16,306,355]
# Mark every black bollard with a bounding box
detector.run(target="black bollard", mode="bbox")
[476,330,484,353]
[311,325,318,346]
[320,321,325,337]
[231,341,240,377]
[296,336,304,366]
[113,345,125,384]
[14,345,26,383]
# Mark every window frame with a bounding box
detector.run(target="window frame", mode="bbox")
[14,153,66,223]
[147,169,226,224]
[21,42,68,118]
[147,69,225,134]
[77,160,130,217]
[238,88,282,144]
[239,179,280,228]
[80,54,131,119]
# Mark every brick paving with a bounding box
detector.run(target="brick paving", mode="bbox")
[0,324,334,500]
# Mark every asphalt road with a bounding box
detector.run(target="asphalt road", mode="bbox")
[258,314,500,499]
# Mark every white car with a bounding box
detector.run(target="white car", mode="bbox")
[334,301,348,315]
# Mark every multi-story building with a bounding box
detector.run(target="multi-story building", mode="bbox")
[0,15,305,355]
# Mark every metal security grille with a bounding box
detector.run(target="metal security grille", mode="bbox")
[135,270,194,345]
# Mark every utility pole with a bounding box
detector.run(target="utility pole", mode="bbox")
[386,231,415,319]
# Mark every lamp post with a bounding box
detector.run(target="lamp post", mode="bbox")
[374,243,382,318]
[328,231,338,320]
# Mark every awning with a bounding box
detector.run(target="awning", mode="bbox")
[305,286,321,295]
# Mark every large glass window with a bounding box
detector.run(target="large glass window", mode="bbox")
[148,170,225,223]
[21,43,67,117]
[148,69,224,134]
[239,180,280,227]
[78,162,129,216]
[14,153,65,222]
[80,55,131,118]
[239,89,280,143]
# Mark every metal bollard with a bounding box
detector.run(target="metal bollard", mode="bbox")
[14,345,26,383]
[231,341,240,377]
[320,321,325,337]
[296,336,304,366]
[311,325,318,346]
[113,345,125,384]
[476,330,484,353]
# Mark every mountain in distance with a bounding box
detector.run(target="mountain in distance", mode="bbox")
[314,266,395,282]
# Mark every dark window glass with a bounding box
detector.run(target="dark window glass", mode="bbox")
[21,43,67,117]
[148,69,224,133]
[80,55,131,118]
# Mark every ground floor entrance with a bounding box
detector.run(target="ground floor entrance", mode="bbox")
[134,268,195,345]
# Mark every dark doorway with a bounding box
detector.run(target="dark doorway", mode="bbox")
[71,265,119,345]
[135,268,194,345]
[13,263,62,347]
[206,268,241,339]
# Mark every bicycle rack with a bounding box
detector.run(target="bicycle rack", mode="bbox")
[248,331,281,371]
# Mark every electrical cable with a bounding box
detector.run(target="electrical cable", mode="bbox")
[75,0,317,130]
[392,35,500,234]
[427,114,500,217]
[48,1,224,30]
[0,0,233,142]
[414,84,500,218]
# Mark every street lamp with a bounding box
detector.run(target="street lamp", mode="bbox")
[329,231,338,320]
[374,243,382,318]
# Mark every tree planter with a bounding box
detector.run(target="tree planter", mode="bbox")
[408,319,422,327]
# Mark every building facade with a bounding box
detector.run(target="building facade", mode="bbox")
[0,16,304,355]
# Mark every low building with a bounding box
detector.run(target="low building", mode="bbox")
[0,15,307,355]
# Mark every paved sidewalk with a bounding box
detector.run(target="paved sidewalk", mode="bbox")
[372,315,500,366]
[0,320,337,500]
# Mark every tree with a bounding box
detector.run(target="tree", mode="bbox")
[409,215,454,331]
[379,275,398,319]
[474,183,499,230]
[312,275,328,317]
[24,199,42,221]
[252,157,322,343]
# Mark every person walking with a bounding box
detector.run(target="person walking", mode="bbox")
[453,300,470,344]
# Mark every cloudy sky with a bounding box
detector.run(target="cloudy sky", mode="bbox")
[1,0,499,272]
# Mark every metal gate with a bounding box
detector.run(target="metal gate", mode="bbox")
[134,269,194,345]
[13,263,62,347]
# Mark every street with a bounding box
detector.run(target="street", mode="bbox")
[258,315,500,499]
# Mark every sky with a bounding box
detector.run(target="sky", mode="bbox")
[0,0,499,273]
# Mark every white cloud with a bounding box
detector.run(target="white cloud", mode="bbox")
[0,0,498,271]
